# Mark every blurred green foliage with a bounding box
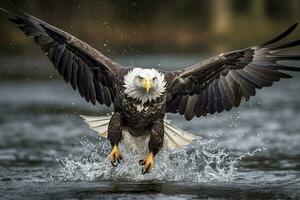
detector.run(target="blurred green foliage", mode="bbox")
[0,0,299,55]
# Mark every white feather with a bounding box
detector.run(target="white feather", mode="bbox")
[123,68,167,105]
[81,114,200,152]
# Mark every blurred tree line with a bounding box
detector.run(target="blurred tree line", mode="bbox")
[0,0,299,55]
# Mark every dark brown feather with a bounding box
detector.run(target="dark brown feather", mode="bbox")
[166,24,300,120]
[71,61,78,90]
[184,95,198,120]
[1,2,124,107]
[178,96,189,115]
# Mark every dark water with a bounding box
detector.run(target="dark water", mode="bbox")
[0,56,300,199]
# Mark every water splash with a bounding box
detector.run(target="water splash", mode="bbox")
[236,147,267,161]
[56,137,243,183]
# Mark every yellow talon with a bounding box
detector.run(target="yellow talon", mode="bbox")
[109,145,123,167]
[139,152,154,174]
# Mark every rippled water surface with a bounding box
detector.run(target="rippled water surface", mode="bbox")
[0,56,300,199]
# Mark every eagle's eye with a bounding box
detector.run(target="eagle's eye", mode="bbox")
[137,75,143,80]
[152,77,157,81]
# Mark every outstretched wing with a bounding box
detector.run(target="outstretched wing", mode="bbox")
[0,0,124,106]
[166,23,300,120]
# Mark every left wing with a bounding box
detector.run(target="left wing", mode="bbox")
[166,23,300,120]
[0,0,124,106]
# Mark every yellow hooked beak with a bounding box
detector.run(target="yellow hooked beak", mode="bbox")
[143,78,153,93]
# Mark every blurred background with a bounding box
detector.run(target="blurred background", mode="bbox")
[0,0,300,79]
[0,1,300,199]
[1,0,300,53]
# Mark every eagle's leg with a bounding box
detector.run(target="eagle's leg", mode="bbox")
[107,112,123,167]
[139,120,164,174]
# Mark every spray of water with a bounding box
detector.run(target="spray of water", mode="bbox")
[56,136,259,183]
[56,110,266,183]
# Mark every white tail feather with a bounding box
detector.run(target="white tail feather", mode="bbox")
[81,114,200,151]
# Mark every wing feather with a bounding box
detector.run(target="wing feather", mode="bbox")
[218,78,232,111]
[199,89,209,116]
[166,23,300,120]
[184,95,198,120]
[213,79,224,113]
[71,61,79,90]
[0,1,124,106]
[178,96,189,115]
[207,83,216,114]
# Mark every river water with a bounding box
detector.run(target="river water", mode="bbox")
[0,56,300,199]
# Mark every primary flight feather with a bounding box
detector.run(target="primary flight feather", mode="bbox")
[1,0,300,174]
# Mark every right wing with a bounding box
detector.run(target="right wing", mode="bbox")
[0,0,124,106]
[166,23,300,120]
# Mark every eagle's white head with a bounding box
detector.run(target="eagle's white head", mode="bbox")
[123,68,167,105]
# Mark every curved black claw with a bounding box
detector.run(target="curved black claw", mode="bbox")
[111,160,118,167]
[139,159,145,165]
[111,157,121,167]
[141,164,151,174]
[139,159,151,174]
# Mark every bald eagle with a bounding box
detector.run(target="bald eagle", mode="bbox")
[1,1,300,174]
